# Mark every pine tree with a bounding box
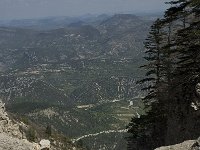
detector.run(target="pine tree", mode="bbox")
[127,19,167,150]
[45,125,52,137]
[138,19,166,105]
[127,0,200,149]
[164,0,200,143]
[27,127,36,142]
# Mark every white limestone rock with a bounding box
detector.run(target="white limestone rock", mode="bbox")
[0,133,39,150]
[155,140,199,150]
[0,100,22,139]
[0,100,41,150]
[40,139,51,150]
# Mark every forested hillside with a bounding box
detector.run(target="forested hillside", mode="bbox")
[127,0,200,149]
[0,14,152,149]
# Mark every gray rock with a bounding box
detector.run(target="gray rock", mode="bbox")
[0,100,41,150]
[40,139,50,150]
[155,140,196,150]
[0,133,39,150]
[0,100,22,138]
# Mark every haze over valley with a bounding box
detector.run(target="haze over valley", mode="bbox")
[0,13,154,149]
[2,0,199,150]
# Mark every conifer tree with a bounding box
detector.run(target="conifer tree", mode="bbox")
[45,125,52,137]
[127,0,200,149]
[127,19,167,150]
[139,19,163,104]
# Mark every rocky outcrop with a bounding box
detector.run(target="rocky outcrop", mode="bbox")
[0,100,40,150]
[40,139,50,150]
[0,100,22,138]
[155,138,200,150]
[0,100,83,150]
[0,132,39,150]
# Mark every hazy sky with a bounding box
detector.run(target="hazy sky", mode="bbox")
[0,0,169,20]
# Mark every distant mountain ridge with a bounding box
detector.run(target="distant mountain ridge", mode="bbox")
[0,14,111,30]
[0,14,151,72]
[0,14,151,150]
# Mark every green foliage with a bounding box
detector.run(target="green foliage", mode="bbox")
[45,125,52,137]
[128,0,200,149]
[0,14,151,150]
[27,127,36,142]
[20,116,29,125]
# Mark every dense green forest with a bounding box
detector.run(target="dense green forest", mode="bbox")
[127,0,200,149]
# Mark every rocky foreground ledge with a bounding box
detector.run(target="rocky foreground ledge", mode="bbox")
[155,138,200,150]
[0,132,39,150]
[0,100,49,150]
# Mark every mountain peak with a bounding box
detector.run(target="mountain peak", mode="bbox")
[112,14,139,19]
[100,14,142,26]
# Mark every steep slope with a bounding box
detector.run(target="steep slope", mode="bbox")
[0,100,86,150]
[0,100,40,149]
[0,133,39,150]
